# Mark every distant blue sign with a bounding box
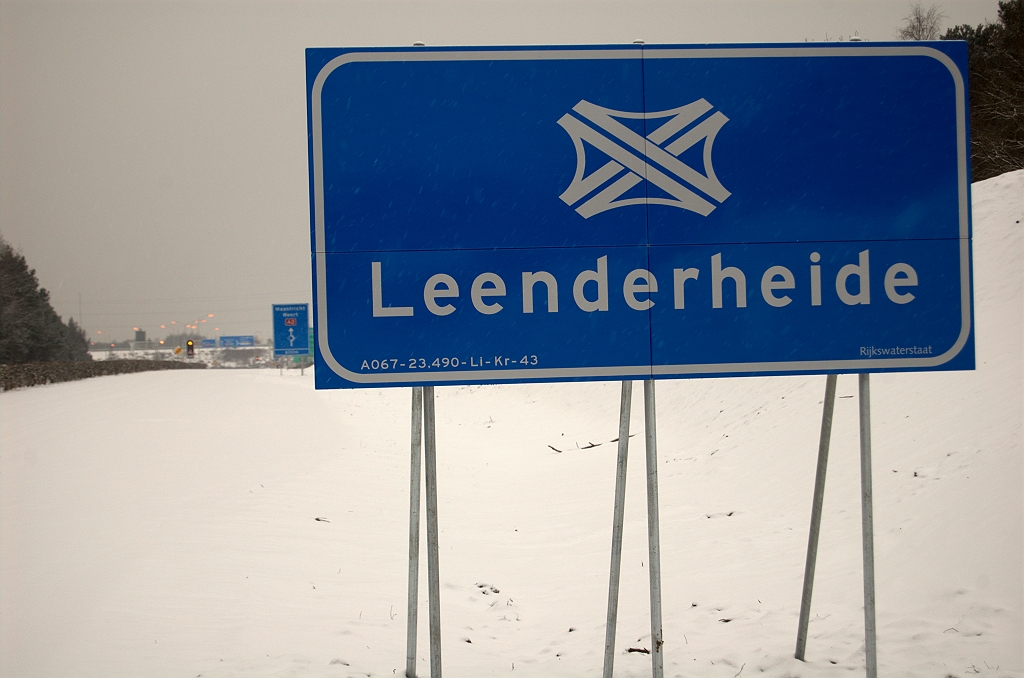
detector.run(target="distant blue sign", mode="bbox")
[273,304,310,356]
[220,335,255,348]
[201,339,216,349]
[307,43,973,389]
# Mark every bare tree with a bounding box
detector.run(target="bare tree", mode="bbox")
[897,2,946,40]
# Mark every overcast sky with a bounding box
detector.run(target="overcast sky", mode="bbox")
[0,0,1001,343]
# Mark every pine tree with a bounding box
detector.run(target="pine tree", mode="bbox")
[944,0,1024,180]
[0,237,93,363]
[60,317,92,361]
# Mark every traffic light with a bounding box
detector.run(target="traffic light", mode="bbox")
[186,339,194,357]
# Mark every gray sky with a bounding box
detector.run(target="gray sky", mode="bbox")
[0,0,1000,343]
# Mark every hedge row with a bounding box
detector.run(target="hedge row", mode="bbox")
[0,359,207,392]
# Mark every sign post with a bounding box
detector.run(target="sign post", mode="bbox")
[422,386,442,678]
[795,374,838,660]
[602,381,632,678]
[643,381,664,677]
[406,388,423,678]
[859,374,878,678]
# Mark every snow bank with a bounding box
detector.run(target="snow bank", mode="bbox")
[2,171,1021,677]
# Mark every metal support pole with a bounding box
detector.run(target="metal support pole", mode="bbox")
[406,387,423,678]
[423,386,442,678]
[859,374,877,678]
[643,380,664,678]
[795,374,838,661]
[602,381,633,678]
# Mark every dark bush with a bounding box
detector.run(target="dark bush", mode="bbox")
[0,359,206,392]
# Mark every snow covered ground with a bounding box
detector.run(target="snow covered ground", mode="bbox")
[2,171,1021,678]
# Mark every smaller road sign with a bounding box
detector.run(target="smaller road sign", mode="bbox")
[220,335,255,348]
[273,304,310,356]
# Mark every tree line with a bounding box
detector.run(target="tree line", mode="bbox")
[0,236,91,363]
[901,0,1024,181]
[941,0,1024,181]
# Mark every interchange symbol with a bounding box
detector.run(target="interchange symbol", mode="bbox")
[558,99,731,218]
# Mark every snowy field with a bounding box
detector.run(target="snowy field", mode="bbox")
[2,171,1021,678]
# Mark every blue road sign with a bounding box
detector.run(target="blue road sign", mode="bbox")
[307,43,973,389]
[220,335,255,348]
[201,339,216,348]
[273,304,310,356]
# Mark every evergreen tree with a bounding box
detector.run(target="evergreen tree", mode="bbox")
[944,0,1024,180]
[60,317,92,361]
[0,237,93,363]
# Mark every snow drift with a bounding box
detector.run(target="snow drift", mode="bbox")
[2,171,1021,677]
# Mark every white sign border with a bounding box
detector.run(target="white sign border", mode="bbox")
[309,45,971,385]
